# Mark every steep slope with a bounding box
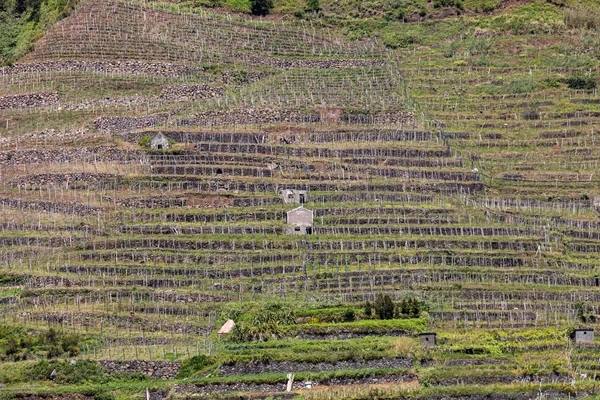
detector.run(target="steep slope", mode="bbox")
[0,0,599,399]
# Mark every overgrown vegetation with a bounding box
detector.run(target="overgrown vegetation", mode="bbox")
[1,326,83,361]
[0,0,78,63]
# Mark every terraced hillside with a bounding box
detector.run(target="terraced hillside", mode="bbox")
[1,0,600,399]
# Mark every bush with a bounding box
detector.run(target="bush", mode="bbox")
[342,309,355,322]
[305,0,320,13]
[433,0,463,9]
[25,360,108,384]
[566,75,596,90]
[392,337,415,357]
[177,354,217,378]
[250,0,273,16]
[564,5,600,30]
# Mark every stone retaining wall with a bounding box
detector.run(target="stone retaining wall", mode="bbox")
[0,61,204,78]
[0,92,59,110]
[219,357,412,376]
[0,147,141,166]
[9,173,119,188]
[0,198,100,216]
[159,84,224,101]
[98,360,181,379]
[93,113,171,133]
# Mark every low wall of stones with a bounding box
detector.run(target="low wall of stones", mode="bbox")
[175,372,417,395]
[0,60,204,78]
[246,56,385,69]
[9,173,119,188]
[0,147,142,166]
[177,108,414,127]
[178,108,320,127]
[0,198,100,216]
[93,113,171,133]
[94,108,414,133]
[159,84,224,101]
[0,92,59,110]
[98,360,181,379]
[108,196,188,208]
[219,357,412,376]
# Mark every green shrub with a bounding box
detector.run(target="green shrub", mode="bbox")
[138,135,152,148]
[342,309,355,322]
[177,354,217,378]
[566,75,596,90]
[25,359,108,384]
[250,0,273,15]
[305,0,320,13]
[434,0,463,9]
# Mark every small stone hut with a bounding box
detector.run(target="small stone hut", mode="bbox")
[571,329,594,344]
[150,132,171,150]
[419,332,437,347]
[285,206,313,235]
[279,189,307,204]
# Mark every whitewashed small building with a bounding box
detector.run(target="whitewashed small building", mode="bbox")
[279,189,307,204]
[285,206,313,235]
[150,132,170,150]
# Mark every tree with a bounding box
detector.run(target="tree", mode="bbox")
[250,0,273,16]
[374,294,394,320]
[409,298,421,318]
[364,301,372,317]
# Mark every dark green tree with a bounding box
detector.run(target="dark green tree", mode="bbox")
[250,0,273,16]
[364,301,372,317]
[374,294,395,320]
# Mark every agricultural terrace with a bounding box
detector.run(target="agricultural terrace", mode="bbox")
[0,0,599,399]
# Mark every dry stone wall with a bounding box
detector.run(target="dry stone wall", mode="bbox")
[159,84,224,101]
[246,56,385,69]
[0,147,141,166]
[93,113,171,133]
[177,108,414,127]
[0,92,59,110]
[98,360,181,379]
[0,198,100,216]
[0,61,204,78]
[9,173,119,188]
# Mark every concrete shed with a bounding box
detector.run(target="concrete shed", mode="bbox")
[150,132,171,150]
[571,329,594,344]
[285,206,313,235]
[419,332,437,347]
[279,189,307,204]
